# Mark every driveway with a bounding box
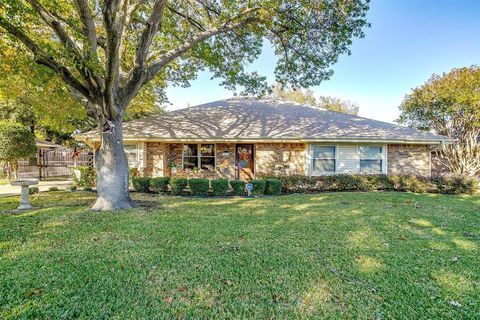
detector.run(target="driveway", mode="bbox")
[0,180,73,198]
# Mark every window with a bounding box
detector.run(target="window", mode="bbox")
[312,145,336,174]
[359,146,382,173]
[183,144,215,170]
[124,144,139,167]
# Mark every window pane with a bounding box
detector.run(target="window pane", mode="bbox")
[313,145,335,159]
[201,157,215,171]
[183,157,198,169]
[359,146,382,159]
[183,144,198,157]
[360,160,382,173]
[200,144,215,157]
[313,159,335,173]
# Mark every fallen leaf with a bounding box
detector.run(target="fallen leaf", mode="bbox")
[164,297,173,304]
[25,288,44,297]
[178,285,187,292]
[448,300,462,307]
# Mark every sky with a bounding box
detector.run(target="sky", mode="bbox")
[165,0,480,123]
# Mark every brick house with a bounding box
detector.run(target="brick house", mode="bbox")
[76,97,450,180]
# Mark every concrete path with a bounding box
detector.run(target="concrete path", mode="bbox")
[0,180,73,198]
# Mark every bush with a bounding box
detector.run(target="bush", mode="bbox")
[73,166,96,187]
[211,179,229,196]
[262,174,478,195]
[48,186,59,192]
[82,186,94,192]
[29,186,39,195]
[171,177,188,196]
[251,179,266,196]
[230,180,245,196]
[188,178,210,196]
[150,177,170,193]
[265,179,283,195]
[0,121,36,179]
[68,185,77,192]
[132,177,151,193]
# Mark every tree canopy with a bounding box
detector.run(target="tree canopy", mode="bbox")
[0,0,370,210]
[271,85,359,115]
[398,66,480,176]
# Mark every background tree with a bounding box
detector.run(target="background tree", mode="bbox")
[398,66,480,176]
[271,85,359,115]
[0,40,164,145]
[0,121,37,180]
[0,0,369,210]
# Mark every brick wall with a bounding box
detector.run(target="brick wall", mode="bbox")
[144,142,167,177]
[387,144,431,176]
[255,143,306,176]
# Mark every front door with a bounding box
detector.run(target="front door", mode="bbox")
[236,144,254,180]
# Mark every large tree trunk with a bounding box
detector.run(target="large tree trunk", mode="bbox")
[92,117,132,211]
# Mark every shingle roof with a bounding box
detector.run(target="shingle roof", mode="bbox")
[76,97,449,143]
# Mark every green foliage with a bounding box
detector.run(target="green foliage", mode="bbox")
[188,178,210,196]
[170,178,188,196]
[67,185,77,192]
[150,177,170,194]
[211,179,229,196]
[270,85,359,115]
[265,174,477,195]
[82,186,94,192]
[265,179,283,195]
[132,177,151,193]
[0,121,36,161]
[73,166,96,187]
[28,186,39,195]
[230,180,246,196]
[398,66,480,176]
[251,180,266,196]
[48,186,59,192]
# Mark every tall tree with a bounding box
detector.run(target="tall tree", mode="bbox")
[271,85,359,115]
[0,0,370,210]
[398,66,480,176]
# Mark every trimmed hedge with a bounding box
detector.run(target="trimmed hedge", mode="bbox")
[230,180,246,196]
[171,177,188,196]
[265,179,283,195]
[189,178,210,196]
[150,177,170,193]
[251,179,266,196]
[132,177,151,193]
[262,174,478,195]
[211,179,229,196]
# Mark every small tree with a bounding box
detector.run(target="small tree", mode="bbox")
[0,121,37,180]
[398,66,480,176]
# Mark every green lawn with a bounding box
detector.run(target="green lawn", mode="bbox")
[0,192,479,319]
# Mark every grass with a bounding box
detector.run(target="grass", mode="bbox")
[0,191,479,319]
[0,178,9,185]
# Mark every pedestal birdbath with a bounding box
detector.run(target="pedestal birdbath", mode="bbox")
[10,179,39,211]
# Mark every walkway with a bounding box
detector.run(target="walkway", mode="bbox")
[0,180,73,198]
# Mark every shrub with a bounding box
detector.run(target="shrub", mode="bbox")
[48,186,59,192]
[132,177,151,193]
[129,168,140,185]
[150,177,170,193]
[29,186,39,195]
[265,179,283,195]
[211,178,229,196]
[73,166,96,187]
[251,179,266,196]
[188,178,210,196]
[171,177,188,196]
[83,186,94,192]
[0,121,36,179]
[433,175,478,195]
[68,185,77,192]
[230,180,245,196]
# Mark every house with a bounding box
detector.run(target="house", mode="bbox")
[75,97,450,180]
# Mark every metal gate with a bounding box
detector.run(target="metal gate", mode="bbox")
[17,148,93,180]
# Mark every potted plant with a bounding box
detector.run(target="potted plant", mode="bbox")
[168,162,178,174]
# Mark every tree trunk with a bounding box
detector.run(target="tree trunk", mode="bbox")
[92,117,133,211]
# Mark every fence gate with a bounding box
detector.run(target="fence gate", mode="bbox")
[17,148,93,180]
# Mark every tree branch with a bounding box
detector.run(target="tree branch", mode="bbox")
[0,17,94,104]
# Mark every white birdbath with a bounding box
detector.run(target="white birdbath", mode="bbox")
[11,179,39,211]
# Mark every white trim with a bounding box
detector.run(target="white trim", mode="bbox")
[310,144,337,176]
[78,136,451,145]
